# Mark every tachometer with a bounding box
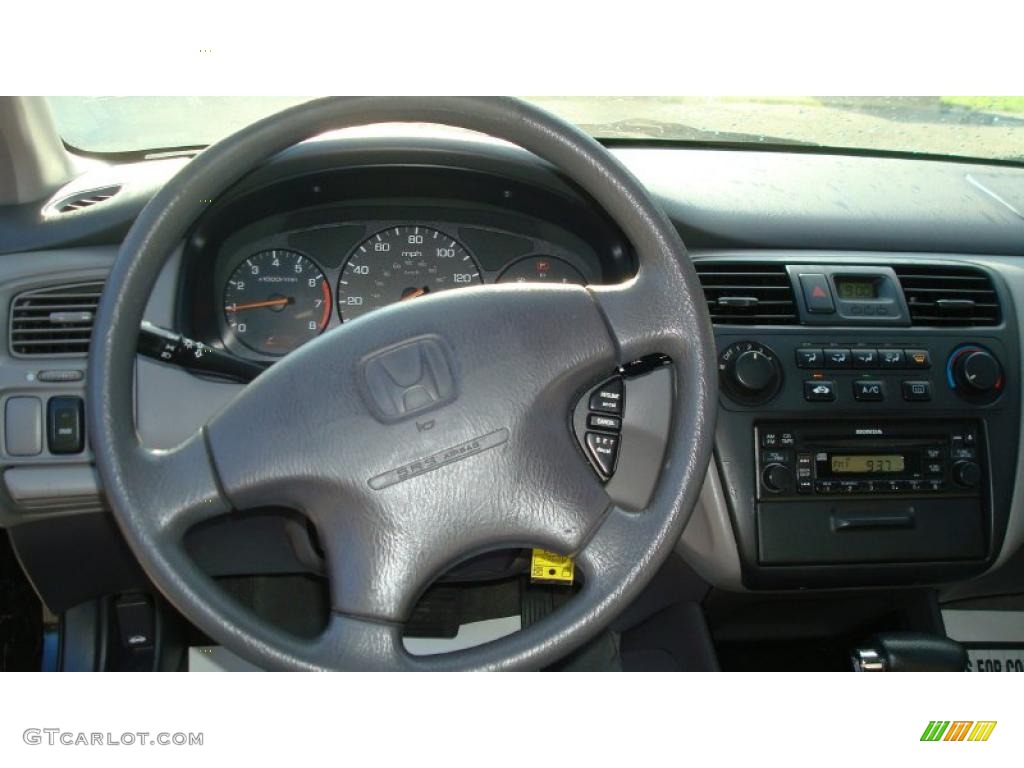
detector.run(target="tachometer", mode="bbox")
[223,249,330,356]
[337,226,482,322]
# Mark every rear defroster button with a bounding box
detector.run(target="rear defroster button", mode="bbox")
[585,432,620,477]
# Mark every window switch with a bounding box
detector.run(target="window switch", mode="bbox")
[47,396,84,454]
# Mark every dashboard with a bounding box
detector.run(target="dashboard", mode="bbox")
[3,135,1024,615]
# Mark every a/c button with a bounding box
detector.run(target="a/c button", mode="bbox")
[853,380,885,401]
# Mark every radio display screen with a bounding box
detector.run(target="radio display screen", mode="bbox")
[835,277,879,300]
[830,454,905,474]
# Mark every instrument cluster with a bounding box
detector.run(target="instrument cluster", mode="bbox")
[215,219,598,359]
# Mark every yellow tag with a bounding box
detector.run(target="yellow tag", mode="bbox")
[530,549,574,584]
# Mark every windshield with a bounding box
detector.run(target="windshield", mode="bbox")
[47,96,1024,163]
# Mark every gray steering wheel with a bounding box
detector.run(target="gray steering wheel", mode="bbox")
[87,97,717,670]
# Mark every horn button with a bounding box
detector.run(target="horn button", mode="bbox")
[360,336,456,422]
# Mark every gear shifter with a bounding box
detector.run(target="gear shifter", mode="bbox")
[851,632,967,672]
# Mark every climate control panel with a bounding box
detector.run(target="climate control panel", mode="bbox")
[718,335,1007,411]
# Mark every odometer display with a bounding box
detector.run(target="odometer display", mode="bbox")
[224,249,330,356]
[337,226,482,322]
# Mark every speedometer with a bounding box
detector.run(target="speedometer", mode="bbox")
[336,226,482,322]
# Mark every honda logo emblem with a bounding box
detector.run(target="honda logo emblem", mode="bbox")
[360,337,456,423]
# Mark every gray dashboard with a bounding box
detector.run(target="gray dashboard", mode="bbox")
[2,136,1024,612]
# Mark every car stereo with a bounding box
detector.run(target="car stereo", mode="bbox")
[755,420,982,501]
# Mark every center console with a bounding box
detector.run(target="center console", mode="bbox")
[699,255,1020,590]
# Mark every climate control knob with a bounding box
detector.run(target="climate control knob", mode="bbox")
[949,345,1004,402]
[719,342,783,405]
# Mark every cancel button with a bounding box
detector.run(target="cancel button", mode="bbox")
[853,380,885,401]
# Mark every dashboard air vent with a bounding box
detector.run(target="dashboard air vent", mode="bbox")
[51,184,122,214]
[894,265,1000,327]
[694,261,798,325]
[9,282,104,356]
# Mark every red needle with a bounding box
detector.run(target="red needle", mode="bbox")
[227,297,291,312]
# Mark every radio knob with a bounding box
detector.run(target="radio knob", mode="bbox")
[950,346,1003,400]
[953,460,981,489]
[762,463,793,494]
[721,343,783,405]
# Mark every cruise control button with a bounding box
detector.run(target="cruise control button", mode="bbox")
[585,432,619,476]
[799,274,835,314]
[795,348,824,368]
[587,413,621,431]
[804,380,836,401]
[823,348,851,368]
[589,377,624,414]
[853,380,884,401]
[879,349,905,368]
[905,349,931,369]
[902,380,932,401]
[851,348,878,368]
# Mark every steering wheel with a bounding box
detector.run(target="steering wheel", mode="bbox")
[87,97,716,670]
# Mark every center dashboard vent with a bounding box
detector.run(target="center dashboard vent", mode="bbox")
[893,265,1001,327]
[9,282,104,356]
[694,261,798,325]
